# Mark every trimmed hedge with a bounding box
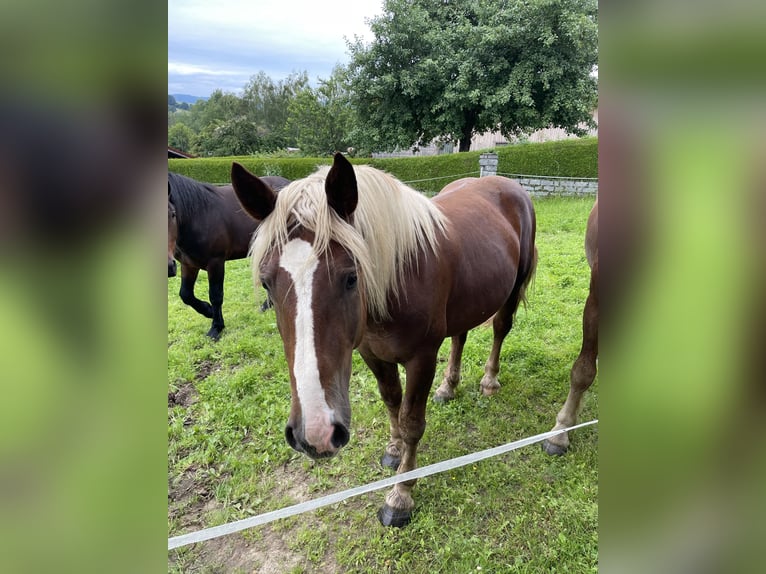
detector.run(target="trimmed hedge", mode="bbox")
[166,156,331,184]
[496,137,597,179]
[168,137,597,195]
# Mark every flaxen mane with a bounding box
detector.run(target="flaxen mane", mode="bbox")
[250,165,448,319]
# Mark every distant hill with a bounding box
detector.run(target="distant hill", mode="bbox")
[171,94,209,104]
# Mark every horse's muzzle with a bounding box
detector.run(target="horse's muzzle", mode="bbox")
[285,422,350,459]
[168,260,177,277]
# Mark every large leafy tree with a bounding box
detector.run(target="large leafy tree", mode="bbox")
[347,0,597,152]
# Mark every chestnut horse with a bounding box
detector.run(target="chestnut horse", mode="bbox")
[168,171,290,339]
[543,199,598,454]
[231,154,537,526]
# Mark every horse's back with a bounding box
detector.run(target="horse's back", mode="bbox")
[428,176,537,336]
[433,176,535,253]
[261,175,291,192]
[436,176,533,219]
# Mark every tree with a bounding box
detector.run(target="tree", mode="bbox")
[286,66,355,156]
[168,123,195,152]
[194,116,265,156]
[188,89,245,134]
[242,71,310,148]
[347,0,598,152]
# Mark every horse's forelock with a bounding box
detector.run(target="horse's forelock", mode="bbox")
[250,165,446,320]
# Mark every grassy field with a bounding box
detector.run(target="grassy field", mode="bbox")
[168,196,598,573]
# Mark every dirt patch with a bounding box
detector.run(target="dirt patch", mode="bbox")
[168,466,316,573]
[195,359,219,380]
[268,460,315,504]
[168,381,198,407]
[183,528,303,574]
[168,467,215,533]
[168,459,348,573]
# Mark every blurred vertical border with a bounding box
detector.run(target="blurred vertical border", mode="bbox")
[0,0,167,572]
[600,1,765,572]
[3,0,765,572]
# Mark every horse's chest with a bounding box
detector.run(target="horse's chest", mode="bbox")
[362,311,446,363]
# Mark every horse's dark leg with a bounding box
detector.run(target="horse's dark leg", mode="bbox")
[378,350,438,527]
[179,264,213,318]
[434,332,468,402]
[480,286,524,396]
[543,280,598,455]
[205,259,226,340]
[359,347,403,470]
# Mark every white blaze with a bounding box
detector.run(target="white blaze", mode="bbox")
[278,239,334,443]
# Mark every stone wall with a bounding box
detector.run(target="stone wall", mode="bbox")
[512,175,598,196]
[479,152,597,196]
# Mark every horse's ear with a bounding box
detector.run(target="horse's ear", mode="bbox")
[325,152,358,220]
[231,162,277,220]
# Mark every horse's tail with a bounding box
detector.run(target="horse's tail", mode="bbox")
[516,199,538,311]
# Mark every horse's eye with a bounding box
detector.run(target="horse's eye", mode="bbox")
[345,273,357,291]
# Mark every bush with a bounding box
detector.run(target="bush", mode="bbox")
[168,137,597,194]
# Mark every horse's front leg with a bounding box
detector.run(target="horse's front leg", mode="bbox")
[205,259,226,340]
[379,350,438,527]
[179,264,213,318]
[358,348,403,470]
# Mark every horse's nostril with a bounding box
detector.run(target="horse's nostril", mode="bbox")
[331,423,350,449]
[285,425,298,450]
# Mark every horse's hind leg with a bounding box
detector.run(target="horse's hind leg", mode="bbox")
[543,285,598,455]
[205,259,226,340]
[179,264,214,318]
[434,332,467,402]
[480,287,524,396]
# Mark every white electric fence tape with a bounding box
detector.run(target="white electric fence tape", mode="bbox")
[168,419,597,550]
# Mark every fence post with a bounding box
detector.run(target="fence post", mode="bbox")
[479,152,498,177]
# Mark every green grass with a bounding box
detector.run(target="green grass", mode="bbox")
[168,196,598,573]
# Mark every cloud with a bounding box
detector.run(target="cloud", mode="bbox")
[168,0,382,96]
[168,62,240,77]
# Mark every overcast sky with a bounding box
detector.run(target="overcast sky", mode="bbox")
[168,0,383,97]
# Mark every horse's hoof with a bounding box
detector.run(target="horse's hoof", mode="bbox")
[377,504,412,527]
[542,439,568,456]
[432,392,453,404]
[380,453,401,470]
[206,327,223,341]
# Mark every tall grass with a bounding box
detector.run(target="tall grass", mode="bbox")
[168,196,597,573]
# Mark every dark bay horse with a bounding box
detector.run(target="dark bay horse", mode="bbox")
[231,154,537,526]
[168,171,290,339]
[543,199,598,455]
